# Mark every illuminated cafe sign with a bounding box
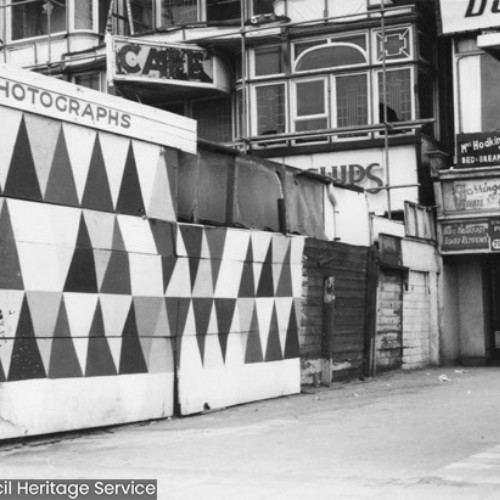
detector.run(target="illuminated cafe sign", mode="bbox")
[113,36,214,87]
[439,0,500,34]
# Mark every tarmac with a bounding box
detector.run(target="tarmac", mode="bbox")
[3,367,500,499]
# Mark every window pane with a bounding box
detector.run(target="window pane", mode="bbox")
[296,118,328,131]
[75,0,93,30]
[296,80,325,116]
[160,0,198,26]
[130,0,153,33]
[253,0,275,15]
[256,84,286,135]
[336,74,368,127]
[378,69,412,122]
[12,0,67,40]
[74,72,101,91]
[294,40,327,59]
[207,0,241,21]
[255,46,282,76]
[481,53,500,130]
[193,98,233,142]
[296,44,366,71]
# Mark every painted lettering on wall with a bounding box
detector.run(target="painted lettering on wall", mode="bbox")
[115,41,213,83]
[443,178,500,213]
[0,78,131,129]
[314,163,384,193]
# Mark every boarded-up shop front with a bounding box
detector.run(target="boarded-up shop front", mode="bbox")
[0,65,312,439]
[301,238,371,383]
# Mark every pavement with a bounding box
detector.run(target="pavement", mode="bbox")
[2,367,500,499]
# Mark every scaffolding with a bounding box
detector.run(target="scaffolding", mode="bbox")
[0,0,433,216]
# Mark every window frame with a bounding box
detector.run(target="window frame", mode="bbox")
[252,81,288,137]
[374,65,415,132]
[291,76,329,136]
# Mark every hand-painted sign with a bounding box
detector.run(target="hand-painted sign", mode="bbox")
[457,132,500,168]
[439,0,500,34]
[0,62,197,153]
[113,37,214,86]
[442,177,500,213]
[441,221,489,251]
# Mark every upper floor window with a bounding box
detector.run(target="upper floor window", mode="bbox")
[11,0,67,41]
[295,43,367,71]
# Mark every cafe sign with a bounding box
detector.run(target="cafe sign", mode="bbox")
[457,132,500,168]
[109,36,230,92]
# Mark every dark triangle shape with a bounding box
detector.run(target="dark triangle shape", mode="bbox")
[180,225,203,289]
[116,142,145,216]
[64,216,98,293]
[8,296,46,381]
[0,358,5,382]
[206,229,227,288]
[100,250,131,294]
[215,299,236,362]
[284,302,300,359]
[167,297,189,366]
[4,117,42,201]
[44,128,79,206]
[276,246,293,297]
[111,217,126,251]
[257,242,274,297]
[150,220,176,257]
[245,308,263,364]
[161,256,176,293]
[192,298,212,362]
[86,301,117,377]
[0,203,24,289]
[49,299,83,378]
[238,242,255,298]
[82,135,114,212]
[265,306,282,362]
[119,304,148,374]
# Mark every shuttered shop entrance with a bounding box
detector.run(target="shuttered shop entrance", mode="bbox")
[376,268,404,372]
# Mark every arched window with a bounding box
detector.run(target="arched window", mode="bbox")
[295,43,367,72]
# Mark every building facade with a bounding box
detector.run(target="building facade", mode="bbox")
[0,0,448,220]
[435,0,500,366]
[0,0,449,388]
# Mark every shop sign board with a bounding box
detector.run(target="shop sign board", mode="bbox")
[281,145,419,214]
[457,132,500,168]
[441,221,489,251]
[0,62,196,153]
[110,36,221,90]
[442,177,500,213]
[440,217,500,252]
[439,0,500,34]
